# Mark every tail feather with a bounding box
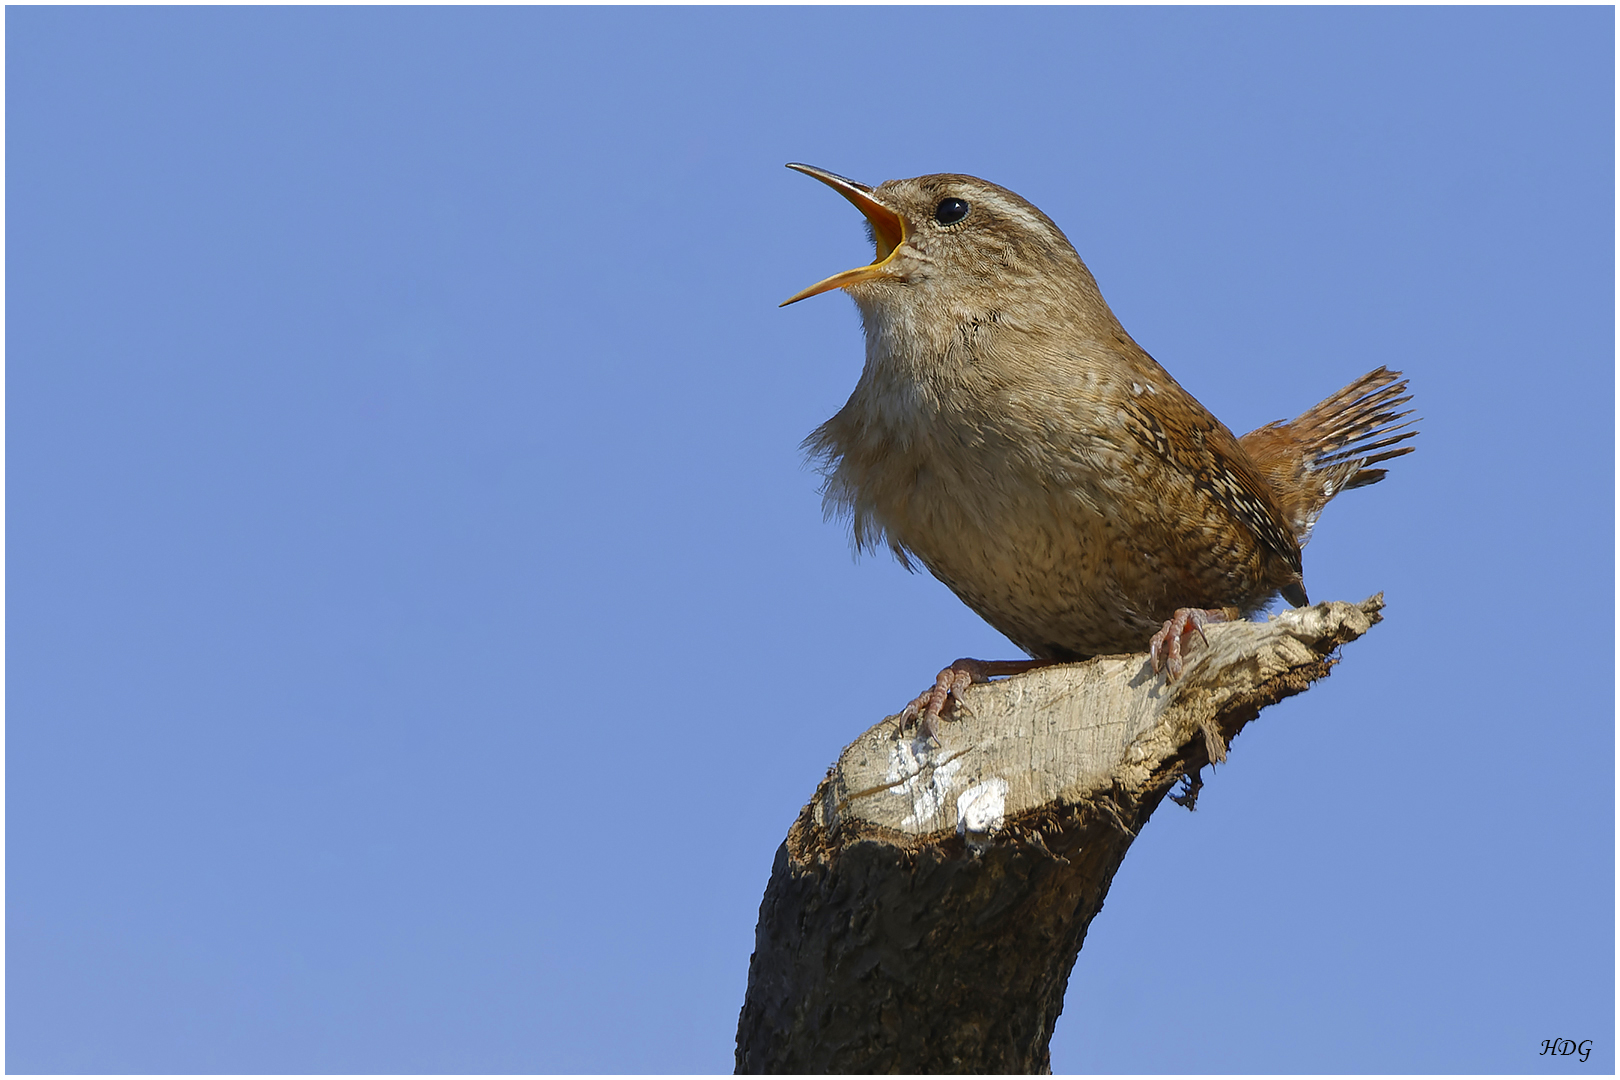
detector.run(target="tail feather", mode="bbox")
[1239,367,1418,545]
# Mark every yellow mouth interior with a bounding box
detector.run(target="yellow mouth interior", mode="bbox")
[781,164,907,306]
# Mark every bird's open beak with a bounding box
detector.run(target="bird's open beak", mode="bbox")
[780,163,908,307]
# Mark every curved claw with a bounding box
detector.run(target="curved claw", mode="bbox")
[897,657,1056,742]
[1149,608,1231,680]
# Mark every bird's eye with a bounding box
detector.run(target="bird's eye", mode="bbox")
[934,197,970,226]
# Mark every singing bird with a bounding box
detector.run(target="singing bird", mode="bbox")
[782,164,1416,738]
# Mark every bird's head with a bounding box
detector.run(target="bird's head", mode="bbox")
[781,164,1108,331]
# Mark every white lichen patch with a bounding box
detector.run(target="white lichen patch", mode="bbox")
[956,778,1009,841]
[884,740,966,830]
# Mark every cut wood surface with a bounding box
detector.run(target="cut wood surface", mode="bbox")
[736,596,1384,1074]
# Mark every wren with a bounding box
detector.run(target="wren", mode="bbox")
[783,165,1416,738]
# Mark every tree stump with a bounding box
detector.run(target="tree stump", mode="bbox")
[735,596,1384,1074]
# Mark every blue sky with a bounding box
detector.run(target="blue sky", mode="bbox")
[8,6,1613,1074]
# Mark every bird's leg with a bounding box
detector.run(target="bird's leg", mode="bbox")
[899,658,1056,742]
[1149,608,1235,680]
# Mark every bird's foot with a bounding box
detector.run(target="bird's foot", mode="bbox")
[899,658,1054,742]
[1149,608,1233,680]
